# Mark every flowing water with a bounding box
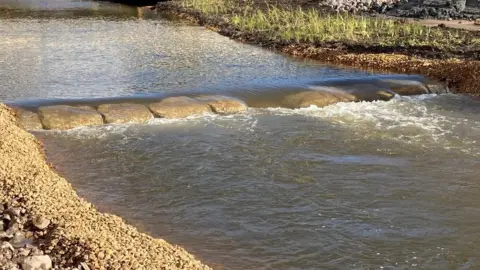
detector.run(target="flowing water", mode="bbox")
[2,1,480,269]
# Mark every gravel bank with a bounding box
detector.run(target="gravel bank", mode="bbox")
[0,104,211,269]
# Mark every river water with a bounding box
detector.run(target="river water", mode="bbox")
[2,1,480,269]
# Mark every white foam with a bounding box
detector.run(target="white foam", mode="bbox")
[264,95,480,156]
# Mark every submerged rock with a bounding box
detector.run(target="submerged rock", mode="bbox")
[282,89,357,108]
[10,107,43,130]
[97,103,154,124]
[195,95,248,114]
[149,96,212,118]
[38,105,104,130]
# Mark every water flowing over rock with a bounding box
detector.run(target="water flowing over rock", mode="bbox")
[282,89,357,108]
[38,105,104,130]
[149,96,212,118]
[97,103,154,124]
[10,107,42,130]
[195,95,248,114]
[377,79,430,95]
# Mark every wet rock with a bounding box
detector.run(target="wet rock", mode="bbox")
[38,105,104,130]
[282,89,357,108]
[22,255,52,270]
[33,216,50,230]
[376,79,429,95]
[9,107,43,130]
[149,96,212,118]
[195,95,248,114]
[97,103,154,124]
[376,90,396,100]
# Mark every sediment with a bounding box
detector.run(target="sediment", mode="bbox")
[0,103,211,269]
[156,2,480,96]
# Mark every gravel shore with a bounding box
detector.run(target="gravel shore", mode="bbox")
[0,104,211,269]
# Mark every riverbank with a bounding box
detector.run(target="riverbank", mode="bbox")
[0,104,210,269]
[156,0,480,96]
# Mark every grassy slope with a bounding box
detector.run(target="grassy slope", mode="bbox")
[181,0,480,57]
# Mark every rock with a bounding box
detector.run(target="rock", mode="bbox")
[282,89,357,108]
[3,213,11,221]
[195,95,248,114]
[22,255,52,270]
[9,107,43,130]
[8,208,22,217]
[148,96,212,118]
[376,79,429,95]
[33,216,50,230]
[475,18,480,25]
[3,262,19,270]
[38,105,104,130]
[19,247,31,257]
[10,233,32,248]
[376,90,396,100]
[1,241,14,251]
[97,103,154,124]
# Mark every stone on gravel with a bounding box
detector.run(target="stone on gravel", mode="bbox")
[149,96,212,118]
[1,241,14,251]
[282,89,357,108]
[97,103,154,124]
[38,105,103,130]
[195,95,248,114]
[22,255,52,270]
[10,107,43,130]
[33,216,50,230]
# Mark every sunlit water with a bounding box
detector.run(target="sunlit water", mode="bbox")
[2,1,480,269]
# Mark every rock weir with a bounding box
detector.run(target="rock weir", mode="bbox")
[0,104,212,270]
[8,80,448,131]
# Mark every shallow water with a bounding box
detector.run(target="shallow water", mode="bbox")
[2,1,480,269]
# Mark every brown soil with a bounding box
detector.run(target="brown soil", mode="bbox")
[157,1,480,96]
[0,103,211,269]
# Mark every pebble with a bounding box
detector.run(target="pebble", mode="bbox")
[33,216,50,230]
[22,255,53,270]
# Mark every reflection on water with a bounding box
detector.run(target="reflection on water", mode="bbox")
[3,0,480,269]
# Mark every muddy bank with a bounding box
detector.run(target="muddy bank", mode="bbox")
[156,2,480,96]
[0,103,210,269]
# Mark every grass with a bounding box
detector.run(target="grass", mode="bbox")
[180,0,471,50]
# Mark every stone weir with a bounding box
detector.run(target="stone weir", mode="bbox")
[7,78,449,131]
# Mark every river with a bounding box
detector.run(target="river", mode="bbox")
[1,1,480,269]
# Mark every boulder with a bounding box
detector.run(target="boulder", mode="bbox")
[22,255,52,270]
[376,79,429,95]
[282,89,357,108]
[10,107,43,130]
[148,96,212,119]
[38,105,104,130]
[97,103,153,124]
[195,95,248,114]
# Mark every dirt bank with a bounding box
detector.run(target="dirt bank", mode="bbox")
[156,1,480,96]
[0,103,211,269]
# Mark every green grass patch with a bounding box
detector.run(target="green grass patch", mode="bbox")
[181,0,471,49]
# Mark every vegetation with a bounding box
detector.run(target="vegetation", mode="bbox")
[181,0,474,49]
